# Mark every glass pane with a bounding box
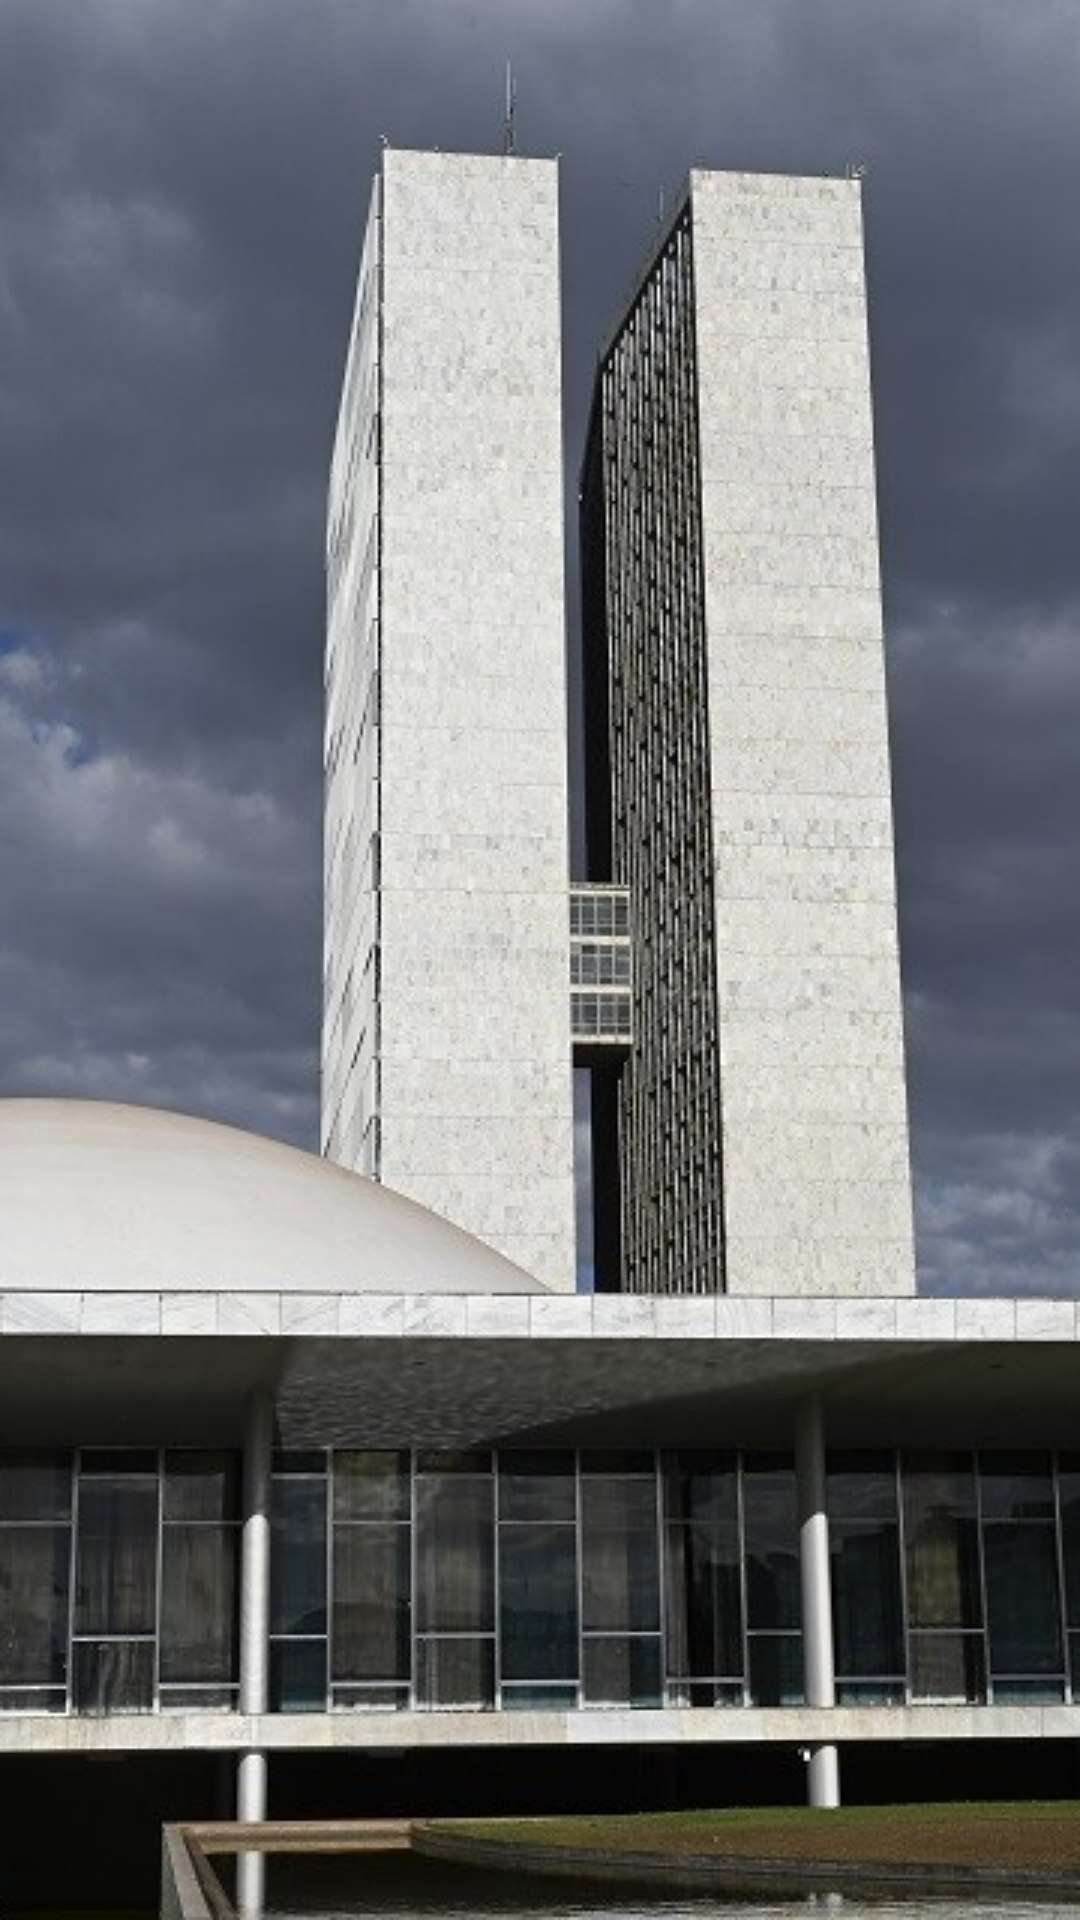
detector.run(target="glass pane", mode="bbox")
[580,1451,653,1476]
[415,1637,494,1708]
[984,1523,1062,1676]
[831,1518,904,1678]
[994,1676,1065,1704]
[273,1452,326,1476]
[416,1451,491,1475]
[742,1457,799,1630]
[583,1637,662,1707]
[979,1452,1054,1521]
[827,1453,897,1523]
[499,1524,578,1680]
[581,1477,659,1633]
[0,1450,72,1521]
[163,1452,239,1523]
[747,1634,804,1707]
[270,1639,327,1712]
[501,1683,578,1711]
[332,1525,410,1682]
[74,1475,158,1636]
[72,1641,154,1714]
[1057,1465,1080,1626]
[668,1680,743,1708]
[902,1455,981,1629]
[837,1680,905,1705]
[80,1450,157,1476]
[332,1683,408,1711]
[910,1632,985,1703]
[333,1452,410,1523]
[158,1686,236,1711]
[0,1687,66,1714]
[160,1527,238,1683]
[498,1453,575,1523]
[271,1478,327,1636]
[663,1453,737,1527]
[0,1526,70,1684]
[664,1523,742,1678]
[416,1475,493,1634]
[1069,1630,1080,1695]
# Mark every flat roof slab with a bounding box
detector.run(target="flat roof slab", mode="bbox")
[0,1292,1078,1448]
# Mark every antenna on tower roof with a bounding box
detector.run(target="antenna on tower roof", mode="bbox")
[503,60,517,155]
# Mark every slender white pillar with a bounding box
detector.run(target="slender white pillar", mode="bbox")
[237,1392,273,1917]
[795,1396,840,1809]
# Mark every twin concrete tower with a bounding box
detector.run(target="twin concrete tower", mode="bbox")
[322,147,915,1303]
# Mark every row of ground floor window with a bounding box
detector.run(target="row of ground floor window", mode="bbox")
[2,1444,1080,1716]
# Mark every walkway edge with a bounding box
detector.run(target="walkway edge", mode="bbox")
[410,1821,1080,1898]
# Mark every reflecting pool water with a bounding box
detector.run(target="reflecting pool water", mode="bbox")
[263,1851,1080,1919]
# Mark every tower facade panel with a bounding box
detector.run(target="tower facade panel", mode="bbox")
[323,150,575,1290]
[691,170,914,1296]
[583,169,915,1297]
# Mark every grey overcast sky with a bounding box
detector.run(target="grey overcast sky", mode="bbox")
[1,0,1078,1296]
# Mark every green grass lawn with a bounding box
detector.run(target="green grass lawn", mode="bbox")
[439,1803,1080,1872]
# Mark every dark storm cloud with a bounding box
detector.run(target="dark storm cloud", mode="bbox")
[1,0,1077,1292]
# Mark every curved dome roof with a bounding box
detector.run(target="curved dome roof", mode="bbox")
[0,1099,547,1295]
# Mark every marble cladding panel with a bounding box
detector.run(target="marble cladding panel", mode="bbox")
[382,149,561,267]
[383,275,561,402]
[379,829,569,895]
[715,843,899,906]
[380,775,565,839]
[718,952,904,1016]
[720,1063,910,1126]
[729,1237,918,1298]
[380,670,566,738]
[716,897,901,962]
[711,635,888,694]
[693,288,870,342]
[380,1057,572,1117]
[379,1170,576,1290]
[698,431,882,492]
[689,236,867,297]
[720,1008,904,1071]
[704,530,882,592]
[705,583,884,640]
[723,1117,912,1187]
[688,169,865,237]
[380,993,570,1064]
[691,170,914,1299]
[702,478,879,542]
[722,1176,915,1243]
[380,722,566,790]
[713,793,895,850]
[381,1114,572,1181]
[376,151,574,1290]
[710,731,891,803]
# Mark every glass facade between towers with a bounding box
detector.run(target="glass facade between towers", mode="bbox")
[569,887,633,1050]
[4,1447,1080,1715]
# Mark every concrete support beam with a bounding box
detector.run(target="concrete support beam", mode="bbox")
[796,1395,839,1808]
[237,1392,273,1915]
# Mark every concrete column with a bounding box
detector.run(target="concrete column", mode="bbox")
[237,1391,273,1916]
[795,1396,840,1809]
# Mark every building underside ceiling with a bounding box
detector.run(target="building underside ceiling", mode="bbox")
[2,1334,1078,1450]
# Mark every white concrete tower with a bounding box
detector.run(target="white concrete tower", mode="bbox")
[323,148,576,1291]
[582,169,915,1298]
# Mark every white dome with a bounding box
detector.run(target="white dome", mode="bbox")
[0,1098,547,1295]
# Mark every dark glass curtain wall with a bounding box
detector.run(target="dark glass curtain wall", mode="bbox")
[0,1450,239,1716]
[5,1444,1080,1717]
